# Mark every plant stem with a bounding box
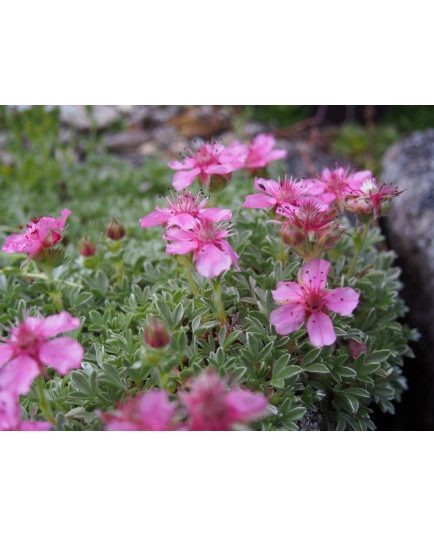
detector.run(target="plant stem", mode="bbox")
[213,280,227,326]
[179,255,198,296]
[347,221,370,279]
[36,375,56,425]
[279,234,286,266]
[18,272,82,288]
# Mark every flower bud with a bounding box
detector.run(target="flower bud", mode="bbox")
[106,218,126,240]
[144,316,170,348]
[78,236,96,257]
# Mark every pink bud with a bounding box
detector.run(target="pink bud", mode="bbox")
[78,236,96,257]
[144,317,170,348]
[106,218,126,240]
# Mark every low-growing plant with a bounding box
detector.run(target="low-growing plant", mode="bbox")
[0,108,417,431]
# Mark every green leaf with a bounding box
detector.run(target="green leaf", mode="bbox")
[304,364,329,374]
[301,347,322,367]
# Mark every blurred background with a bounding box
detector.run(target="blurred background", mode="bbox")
[1,104,433,429]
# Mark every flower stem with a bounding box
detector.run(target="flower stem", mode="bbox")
[36,375,56,425]
[279,234,286,266]
[179,255,198,297]
[347,221,370,278]
[18,272,82,288]
[212,280,227,326]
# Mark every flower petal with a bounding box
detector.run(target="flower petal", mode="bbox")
[272,281,305,303]
[172,168,200,191]
[307,311,336,347]
[140,210,171,228]
[219,240,240,272]
[225,390,268,421]
[243,193,276,209]
[39,337,84,375]
[326,287,360,316]
[199,207,232,222]
[139,391,174,431]
[270,304,305,335]
[165,240,198,255]
[0,344,13,367]
[301,258,331,290]
[39,312,81,338]
[0,356,40,395]
[195,243,231,278]
[167,157,196,170]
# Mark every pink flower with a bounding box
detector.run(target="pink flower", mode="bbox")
[103,390,178,431]
[140,191,232,230]
[0,390,51,431]
[0,312,84,395]
[168,141,247,191]
[303,167,370,209]
[270,258,359,347]
[245,133,287,172]
[344,173,401,219]
[181,371,268,431]
[2,209,71,262]
[164,219,240,279]
[243,176,313,210]
[278,198,346,259]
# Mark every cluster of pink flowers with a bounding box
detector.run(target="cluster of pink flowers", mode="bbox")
[168,134,287,191]
[103,370,268,431]
[2,208,71,262]
[140,191,240,279]
[0,312,84,431]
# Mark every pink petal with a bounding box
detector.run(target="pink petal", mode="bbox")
[326,287,359,316]
[139,391,174,431]
[225,390,268,421]
[307,311,336,347]
[39,337,84,375]
[167,157,197,170]
[105,421,141,431]
[204,163,233,175]
[301,258,331,290]
[199,207,232,222]
[167,213,197,229]
[266,149,287,161]
[243,193,276,209]
[58,208,71,228]
[299,178,325,195]
[219,240,240,272]
[19,421,52,431]
[272,281,305,303]
[0,356,41,395]
[140,210,171,228]
[40,312,81,338]
[172,168,200,191]
[270,304,305,335]
[195,243,231,278]
[0,390,21,430]
[0,344,13,367]
[166,240,198,255]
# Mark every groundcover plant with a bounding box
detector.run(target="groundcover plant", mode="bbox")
[0,108,417,431]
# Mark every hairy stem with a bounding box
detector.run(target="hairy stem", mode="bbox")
[37,375,56,425]
[347,221,370,278]
[179,255,198,296]
[213,281,227,326]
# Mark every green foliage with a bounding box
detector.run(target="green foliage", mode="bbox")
[0,107,417,431]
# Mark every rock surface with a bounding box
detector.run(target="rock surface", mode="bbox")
[382,129,434,428]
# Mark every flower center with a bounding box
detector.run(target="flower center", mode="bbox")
[304,289,327,313]
[14,324,42,360]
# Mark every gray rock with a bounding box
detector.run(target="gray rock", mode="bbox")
[382,129,434,338]
[59,105,121,130]
[104,130,150,153]
[382,129,434,428]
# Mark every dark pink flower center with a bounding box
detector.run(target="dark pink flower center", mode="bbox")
[13,324,43,360]
[303,289,327,314]
[195,145,219,167]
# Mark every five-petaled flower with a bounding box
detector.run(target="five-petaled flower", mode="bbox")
[103,390,178,431]
[270,258,359,347]
[2,208,71,262]
[181,371,268,431]
[243,176,313,211]
[244,133,287,173]
[140,191,231,230]
[164,219,240,279]
[0,312,84,395]
[168,141,247,191]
